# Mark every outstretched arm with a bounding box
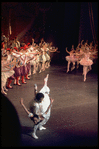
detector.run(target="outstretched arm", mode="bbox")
[34,84,38,96]
[20,98,32,116]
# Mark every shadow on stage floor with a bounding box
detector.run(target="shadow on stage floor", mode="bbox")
[4,61,98,146]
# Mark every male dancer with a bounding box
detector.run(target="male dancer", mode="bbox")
[20,74,54,139]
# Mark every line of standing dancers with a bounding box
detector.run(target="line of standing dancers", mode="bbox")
[1,38,58,95]
[65,40,98,82]
[1,38,98,95]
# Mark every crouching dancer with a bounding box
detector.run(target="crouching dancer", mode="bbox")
[20,74,54,139]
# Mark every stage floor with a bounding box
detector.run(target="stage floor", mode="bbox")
[6,63,98,146]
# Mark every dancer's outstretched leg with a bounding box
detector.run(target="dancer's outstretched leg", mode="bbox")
[39,74,50,95]
[44,74,49,86]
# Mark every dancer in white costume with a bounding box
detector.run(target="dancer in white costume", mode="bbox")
[20,74,54,139]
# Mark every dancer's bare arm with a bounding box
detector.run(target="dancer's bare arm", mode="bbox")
[20,98,32,116]
[66,47,70,54]
[44,98,54,115]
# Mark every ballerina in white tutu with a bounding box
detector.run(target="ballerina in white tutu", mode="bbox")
[79,46,97,82]
[65,46,79,73]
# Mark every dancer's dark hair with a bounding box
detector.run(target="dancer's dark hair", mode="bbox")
[34,93,44,103]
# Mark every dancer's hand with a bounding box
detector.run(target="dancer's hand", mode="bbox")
[50,98,54,104]
[34,84,37,91]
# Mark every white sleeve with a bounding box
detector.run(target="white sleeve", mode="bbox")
[28,113,33,117]
[12,52,20,58]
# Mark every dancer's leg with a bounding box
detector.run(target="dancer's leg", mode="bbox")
[44,74,49,86]
[7,78,13,88]
[1,86,7,95]
[77,61,80,69]
[71,62,75,71]
[83,66,87,82]
[33,63,36,74]
[67,61,70,73]
[39,74,50,94]
[16,76,21,85]
[4,86,8,92]
[32,125,39,139]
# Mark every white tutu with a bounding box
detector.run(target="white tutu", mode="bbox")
[66,56,78,62]
[80,58,93,66]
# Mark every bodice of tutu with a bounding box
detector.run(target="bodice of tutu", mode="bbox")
[84,52,90,61]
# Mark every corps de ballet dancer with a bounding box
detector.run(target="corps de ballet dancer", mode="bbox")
[27,45,39,75]
[20,74,54,139]
[79,46,97,82]
[6,48,16,88]
[65,45,79,73]
[39,44,47,73]
[1,54,16,94]
[74,40,98,82]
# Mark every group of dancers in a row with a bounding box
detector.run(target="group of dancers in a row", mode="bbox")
[1,38,58,95]
[65,40,98,81]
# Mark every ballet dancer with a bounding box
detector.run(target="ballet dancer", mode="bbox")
[39,44,47,73]
[79,47,93,82]
[6,48,16,88]
[20,74,54,139]
[1,55,16,94]
[65,46,78,73]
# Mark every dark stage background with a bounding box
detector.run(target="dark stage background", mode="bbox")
[1,2,98,61]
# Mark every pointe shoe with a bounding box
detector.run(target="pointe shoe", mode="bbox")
[32,133,38,139]
[7,85,13,89]
[71,66,75,71]
[16,82,21,86]
[39,70,42,73]
[39,126,46,130]
[84,77,86,82]
[28,73,31,76]
[4,87,8,92]
[67,69,69,73]
[33,71,36,74]
[2,90,7,95]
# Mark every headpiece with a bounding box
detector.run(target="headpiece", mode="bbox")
[6,48,11,51]
[14,47,19,52]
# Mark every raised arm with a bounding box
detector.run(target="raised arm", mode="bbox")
[34,84,38,96]
[44,98,54,115]
[66,47,70,54]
